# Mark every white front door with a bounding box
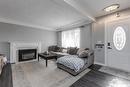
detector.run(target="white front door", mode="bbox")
[106,18,130,72]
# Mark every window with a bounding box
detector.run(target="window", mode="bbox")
[62,29,80,48]
[113,26,126,50]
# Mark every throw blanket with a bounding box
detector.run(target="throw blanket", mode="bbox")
[0,56,7,75]
[57,55,85,72]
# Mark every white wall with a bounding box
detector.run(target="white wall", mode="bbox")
[0,22,57,61]
[92,8,130,65]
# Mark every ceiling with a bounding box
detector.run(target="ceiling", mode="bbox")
[0,0,129,31]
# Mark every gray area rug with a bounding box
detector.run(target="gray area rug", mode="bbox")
[12,60,90,87]
[99,66,130,80]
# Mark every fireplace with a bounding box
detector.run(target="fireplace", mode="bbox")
[18,49,37,62]
[10,42,41,63]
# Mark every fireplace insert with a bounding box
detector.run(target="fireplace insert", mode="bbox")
[18,49,37,62]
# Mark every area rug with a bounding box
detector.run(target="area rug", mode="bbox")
[99,66,130,80]
[12,60,90,87]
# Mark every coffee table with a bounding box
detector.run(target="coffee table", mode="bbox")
[38,53,57,67]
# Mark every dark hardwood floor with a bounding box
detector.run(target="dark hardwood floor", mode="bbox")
[71,65,130,87]
[89,64,102,71]
[0,63,13,87]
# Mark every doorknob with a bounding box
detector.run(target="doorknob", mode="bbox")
[108,47,112,49]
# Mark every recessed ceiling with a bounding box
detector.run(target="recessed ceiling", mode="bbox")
[74,0,130,17]
[0,0,129,31]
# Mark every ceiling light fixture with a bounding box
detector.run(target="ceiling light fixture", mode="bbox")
[104,4,120,12]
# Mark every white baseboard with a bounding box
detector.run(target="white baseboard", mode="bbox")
[94,62,106,66]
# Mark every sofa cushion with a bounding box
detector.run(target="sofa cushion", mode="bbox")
[85,48,89,50]
[67,47,78,55]
[48,45,61,52]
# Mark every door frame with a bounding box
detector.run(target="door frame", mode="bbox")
[104,15,130,67]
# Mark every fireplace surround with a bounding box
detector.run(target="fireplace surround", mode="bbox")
[10,42,41,63]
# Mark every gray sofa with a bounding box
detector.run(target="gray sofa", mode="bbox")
[48,45,94,76]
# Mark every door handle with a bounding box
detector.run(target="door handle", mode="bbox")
[108,47,112,49]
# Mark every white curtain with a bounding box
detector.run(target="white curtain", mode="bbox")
[62,28,80,48]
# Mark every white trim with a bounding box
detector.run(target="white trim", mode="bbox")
[56,19,92,31]
[0,17,92,31]
[104,19,108,66]
[0,17,55,31]
[94,62,106,66]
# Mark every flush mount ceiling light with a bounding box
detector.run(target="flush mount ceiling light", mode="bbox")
[104,4,120,12]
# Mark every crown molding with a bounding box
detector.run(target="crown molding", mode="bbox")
[56,19,92,31]
[0,17,91,31]
[0,17,55,31]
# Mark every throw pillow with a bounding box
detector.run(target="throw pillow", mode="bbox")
[77,48,85,55]
[48,45,57,52]
[78,50,89,58]
[62,48,67,53]
[67,47,78,55]
[77,48,90,55]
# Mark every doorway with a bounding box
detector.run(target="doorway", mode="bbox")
[105,18,130,72]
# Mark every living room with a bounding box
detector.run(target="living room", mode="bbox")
[0,0,130,87]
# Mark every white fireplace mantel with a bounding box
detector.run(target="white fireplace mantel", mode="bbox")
[10,42,42,63]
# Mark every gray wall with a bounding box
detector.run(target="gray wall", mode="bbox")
[92,8,130,65]
[0,42,10,61]
[57,31,62,46]
[92,19,105,64]
[0,22,57,61]
[80,24,92,49]
[57,24,92,49]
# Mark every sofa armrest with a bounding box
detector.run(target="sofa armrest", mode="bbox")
[88,50,94,56]
[87,51,94,66]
